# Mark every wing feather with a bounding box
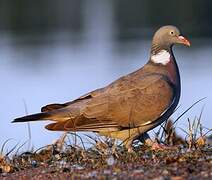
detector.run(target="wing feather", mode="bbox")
[45,73,174,131]
[82,74,174,128]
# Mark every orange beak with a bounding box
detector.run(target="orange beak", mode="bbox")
[178,35,191,46]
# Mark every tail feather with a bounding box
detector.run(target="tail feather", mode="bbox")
[45,122,67,131]
[12,112,50,123]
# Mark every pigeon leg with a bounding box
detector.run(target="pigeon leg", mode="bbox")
[100,128,141,151]
[137,132,177,150]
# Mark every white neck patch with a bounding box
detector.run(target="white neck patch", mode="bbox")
[151,50,170,65]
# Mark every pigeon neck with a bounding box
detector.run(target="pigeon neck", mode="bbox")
[150,44,172,65]
[149,47,181,86]
[151,43,171,55]
[166,51,181,86]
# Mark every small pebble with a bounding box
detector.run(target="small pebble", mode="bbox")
[200,171,208,177]
[1,173,7,177]
[87,170,97,177]
[72,164,84,170]
[171,176,184,180]
[106,155,115,166]
[162,169,169,175]
[133,169,144,174]
[31,160,38,168]
[41,170,46,174]
[55,154,61,160]
[153,176,165,180]
[103,169,111,175]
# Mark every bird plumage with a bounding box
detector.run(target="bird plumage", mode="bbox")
[13,25,190,148]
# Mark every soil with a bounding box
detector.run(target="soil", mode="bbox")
[0,146,211,180]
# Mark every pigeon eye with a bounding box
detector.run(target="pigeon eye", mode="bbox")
[170,31,174,35]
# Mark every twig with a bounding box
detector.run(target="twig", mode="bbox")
[23,99,32,151]
[68,132,86,150]
[173,97,206,126]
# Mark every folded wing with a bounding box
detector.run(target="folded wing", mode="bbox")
[44,73,174,132]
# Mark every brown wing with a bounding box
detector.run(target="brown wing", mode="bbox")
[45,73,174,132]
[81,74,174,128]
[41,88,105,112]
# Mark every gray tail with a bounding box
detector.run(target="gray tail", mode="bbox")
[12,112,50,123]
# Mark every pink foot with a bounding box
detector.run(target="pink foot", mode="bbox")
[151,143,177,150]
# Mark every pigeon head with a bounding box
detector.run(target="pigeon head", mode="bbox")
[151,25,190,54]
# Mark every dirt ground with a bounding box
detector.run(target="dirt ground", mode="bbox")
[1,119,211,180]
[0,146,211,180]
